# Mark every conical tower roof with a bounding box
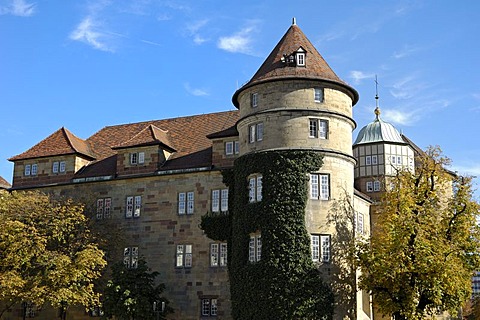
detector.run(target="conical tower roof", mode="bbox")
[233,20,358,107]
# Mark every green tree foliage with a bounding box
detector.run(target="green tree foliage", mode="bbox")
[357,146,480,320]
[219,150,334,320]
[0,191,107,316]
[102,259,172,320]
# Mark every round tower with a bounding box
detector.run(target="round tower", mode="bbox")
[227,20,361,319]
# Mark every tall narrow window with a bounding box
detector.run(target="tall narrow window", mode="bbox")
[251,93,258,108]
[365,156,372,165]
[374,180,381,192]
[126,196,134,218]
[220,189,229,212]
[212,190,220,212]
[366,181,373,192]
[225,142,234,155]
[311,235,331,262]
[356,212,364,235]
[24,164,31,176]
[201,298,218,317]
[96,198,112,219]
[372,155,378,165]
[130,153,138,165]
[59,161,66,172]
[176,244,192,267]
[52,161,59,173]
[210,243,228,267]
[138,152,145,164]
[256,122,263,141]
[178,193,186,214]
[248,174,263,203]
[249,123,264,143]
[31,164,38,176]
[234,141,240,154]
[212,189,229,212]
[310,173,329,200]
[314,87,324,102]
[309,119,328,139]
[319,120,328,139]
[134,195,141,217]
[124,246,139,269]
[296,52,305,66]
[249,233,262,263]
[309,119,318,138]
[187,191,194,214]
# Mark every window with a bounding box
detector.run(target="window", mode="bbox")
[31,164,38,176]
[59,161,66,172]
[310,173,330,200]
[397,156,402,164]
[89,306,104,317]
[23,302,37,318]
[248,174,262,203]
[308,119,328,139]
[248,123,263,143]
[124,246,139,269]
[96,198,112,219]
[249,233,262,263]
[212,189,228,212]
[365,156,371,165]
[296,52,305,66]
[311,235,330,263]
[366,181,373,192]
[314,87,324,102]
[372,155,378,165]
[355,212,364,235]
[225,141,239,155]
[53,161,59,173]
[201,298,218,317]
[178,192,194,215]
[374,180,381,192]
[125,196,141,218]
[24,164,31,176]
[130,152,145,165]
[391,155,401,165]
[53,161,66,173]
[210,243,227,267]
[234,141,239,154]
[176,244,192,267]
[251,93,258,108]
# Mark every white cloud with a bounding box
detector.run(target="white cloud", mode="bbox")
[392,45,421,59]
[217,23,258,55]
[185,19,209,45]
[349,70,375,85]
[141,39,161,47]
[0,0,36,16]
[69,17,114,52]
[184,83,209,97]
[381,109,418,126]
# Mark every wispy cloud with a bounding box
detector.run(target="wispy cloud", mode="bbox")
[185,19,209,45]
[389,75,431,100]
[392,44,421,59]
[140,39,162,47]
[70,16,115,52]
[349,70,375,85]
[0,0,36,17]
[217,21,259,55]
[184,83,209,97]
[381,109,419,126]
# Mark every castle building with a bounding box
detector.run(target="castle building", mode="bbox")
[5,21,422,320]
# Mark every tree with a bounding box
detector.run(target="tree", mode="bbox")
[0,191,107,317]
[102,259,172,320]
[357,146,480,320]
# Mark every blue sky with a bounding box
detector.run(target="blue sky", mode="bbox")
[1,0,479,197]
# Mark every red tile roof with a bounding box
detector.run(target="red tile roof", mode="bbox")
[10,111,240,179]
[0,176,11,189]
[8,127,96,161]
[112,124,176,152]
[233,23,358,106]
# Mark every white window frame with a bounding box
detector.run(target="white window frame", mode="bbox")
[225,142,234,155]
[138,152,145,164]
[310,173,329,200]
[256,122,263,141]
[365,156,371,165]
[296,52,305,66]
[309,119,328,139]
[24,164,31,176]
[134,195,141,217]
[311,234,330,263]
[130,153,138,165]
[52,161,59,173]
[96,198,112,219]
[234,141,239,154]
[212,189,229,212]
[372,155,378,165]
[210,243,227,267]
[124,246,139,269]
[201,298,218,317]
[59,161,66,172]
[176,244,192,268]
[314,87,324,102]
[374,180,381,192]
[249,123,264,143]
[355,212,364,235]
[126,196,134,218]
[31,164,37,176]
[187,191,194,214]
[178,192,194,215]
[248,174,263,203]
[251,92,258,108]
[178,193,186,214]
[249,233,262,263]
[366,181,373,192]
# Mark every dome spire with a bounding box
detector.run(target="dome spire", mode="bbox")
[374,75,380,120]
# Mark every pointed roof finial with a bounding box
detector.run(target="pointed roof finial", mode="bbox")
[374,74,379,108]
[374,106,381,119]
[292,17,296,25]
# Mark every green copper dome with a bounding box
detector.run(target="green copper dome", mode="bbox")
[353,107,404,145]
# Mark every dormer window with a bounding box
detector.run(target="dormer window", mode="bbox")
[296,52,305,66]
[130,152,145,165]
[281,47,306,67]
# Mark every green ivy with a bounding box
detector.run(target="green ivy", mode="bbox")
[201,150,334,320]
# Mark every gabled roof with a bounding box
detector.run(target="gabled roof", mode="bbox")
[233,22,358,106]
[9,127,96,161]
[206,125,239,139]
[112,124,176,152]
[0,176,11,189]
